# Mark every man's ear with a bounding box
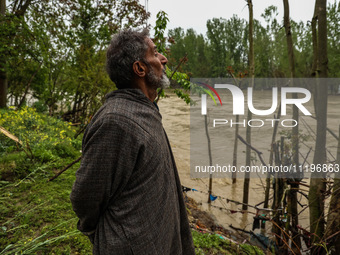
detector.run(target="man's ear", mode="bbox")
[133,61,147,78]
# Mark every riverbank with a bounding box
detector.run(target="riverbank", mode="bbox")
[0,106,267,254]
[185,194,272,254]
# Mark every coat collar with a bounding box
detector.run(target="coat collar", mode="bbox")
[105,89,160,112]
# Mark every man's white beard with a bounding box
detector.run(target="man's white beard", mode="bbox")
[146,68,170,89]
[159,73,170,89]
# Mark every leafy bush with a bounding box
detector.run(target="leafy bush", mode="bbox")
[53,142,79,158]
[0,106,81,179]
[32,100,48,113]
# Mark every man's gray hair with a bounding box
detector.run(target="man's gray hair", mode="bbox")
[106,28,150,89]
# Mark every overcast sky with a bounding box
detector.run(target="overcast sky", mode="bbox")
[138,0,338,36]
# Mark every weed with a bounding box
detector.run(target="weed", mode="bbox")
[192,231,265,255]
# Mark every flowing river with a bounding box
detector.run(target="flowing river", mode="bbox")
[159,90,340,235]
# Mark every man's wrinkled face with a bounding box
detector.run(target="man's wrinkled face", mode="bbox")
[144,38,170,89]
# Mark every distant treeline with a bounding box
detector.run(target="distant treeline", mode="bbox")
[166,3,340,79]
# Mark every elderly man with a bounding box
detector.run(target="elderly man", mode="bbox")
[70,29,195,254]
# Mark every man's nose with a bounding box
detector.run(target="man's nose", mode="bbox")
[159,53,168,65]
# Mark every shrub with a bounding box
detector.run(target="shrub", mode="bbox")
[32,100,48,113]
[53,142,78,158]
[0,106,81,179]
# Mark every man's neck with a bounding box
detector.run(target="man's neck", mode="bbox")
[134,81,157,102]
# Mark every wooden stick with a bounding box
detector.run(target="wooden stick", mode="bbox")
[155,53,188,104]
[48,156,81,182]
[237,134,268,169]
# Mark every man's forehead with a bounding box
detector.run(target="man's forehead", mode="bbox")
[145,37,156,49]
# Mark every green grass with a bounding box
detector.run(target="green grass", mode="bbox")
[0,164,92,254]
[192,231,265,255]
[0,107,91,254]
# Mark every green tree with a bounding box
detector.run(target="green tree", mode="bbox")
[167,27,186,71]
[327,2,340,79]
[291,20,314,77]
[224,15,248,73]
[261,5,288,77]
[0,0,34,108]
[253,19,271,77]
[206,16,249,78]
[39,0,147,120]
[168,28,210,77]
[206,18,228,77]
[1,0,149,120]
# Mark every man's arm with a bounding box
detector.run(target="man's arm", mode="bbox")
[70,114,140,235]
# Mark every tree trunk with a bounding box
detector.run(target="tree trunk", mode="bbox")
[309,0,328,251]
[0,71,7,108]
[242,0,254,211]
[0,0,7,108]
[311,4,318,78]
[18,64,41,108]
[205,114,213,203]
[272,137,286,253]
[232,114,239,183]
[311,3,318,115]
[317,0,328,79]
[264,104,281,231]
[283,0,301,252]
[283,0,295,79]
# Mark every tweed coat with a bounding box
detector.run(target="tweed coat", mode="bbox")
[70,89,195,254]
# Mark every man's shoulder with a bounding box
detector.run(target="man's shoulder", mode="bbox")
[88,103,141,130]
[105,89,159,115]
[86,92,163,137]
[102,96,158,122]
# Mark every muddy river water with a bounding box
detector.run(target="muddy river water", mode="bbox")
[158,90,340,234]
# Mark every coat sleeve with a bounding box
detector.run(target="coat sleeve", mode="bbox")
[70,114,142,235]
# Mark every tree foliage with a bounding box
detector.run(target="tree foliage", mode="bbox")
[1,0,149,121]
